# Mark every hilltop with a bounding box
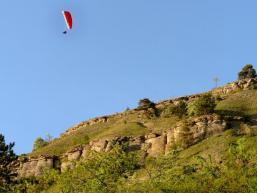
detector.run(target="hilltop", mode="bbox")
[28,77,257,158]
[3,65,257,193]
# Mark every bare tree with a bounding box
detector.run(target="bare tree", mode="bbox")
[213,77,219,88]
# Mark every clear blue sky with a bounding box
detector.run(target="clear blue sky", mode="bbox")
[0,1,256,154]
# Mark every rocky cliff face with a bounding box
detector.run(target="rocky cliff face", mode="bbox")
[16,115,229,177]
[17,156,59,177]
[156,78,257,109]
[212,78,257,95]
[15,78,257,178]
[60,78,257,138]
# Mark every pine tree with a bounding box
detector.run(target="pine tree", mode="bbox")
[0,133,17,186]
[238,64,257,80]
[32,137,48,151]
[138,98,155,110]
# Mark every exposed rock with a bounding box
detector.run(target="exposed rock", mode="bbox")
[67,147,83,161]
[145,135,166,157]
[17,76,254,178]
[145,133,159,139]
[212,78,257,96]
[105,139,117,152]
[17,115,228,177]
[17,156,57,177]
[60,78,257,140]
[81,145,90,158]
[165,115,227,152]
[90,139,108,152]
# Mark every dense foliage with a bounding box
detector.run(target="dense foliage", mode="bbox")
[8,133,257,193]
[0,134,17,193]
[10,145,139,193]
[4,65,257,192]
[32,137,48,152]
[161,101,187,118]
[188,94,216,116]
[138,98,155,110]
[238,64,257,80]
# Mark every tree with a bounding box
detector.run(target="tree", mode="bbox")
[188,94,216,116]
[0,133,17,187]
[36,145,139,193]
[161,101,187,118]
[238,64,257,80]
[33,137,48,151]
[45,134,53,142]
[213,77,219,88]
[138,98,155,110]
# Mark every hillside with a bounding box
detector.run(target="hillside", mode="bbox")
[5,74,257,193]
[30,78,257,157]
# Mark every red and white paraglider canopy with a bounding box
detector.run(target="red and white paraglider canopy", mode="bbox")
[62,11,73,32]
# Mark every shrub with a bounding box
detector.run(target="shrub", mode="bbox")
[161,105,175,118]
[0,134,17,190]
[161,101,187,118]
[238,64,257,80]
[26,145,140,193]
[138,98,155,110]
[33,137,48,152]
[188,94,216,116]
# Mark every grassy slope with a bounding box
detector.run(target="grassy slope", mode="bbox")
[215,89,257,116]
[31,89,257,157]
[134,129,257,179]
[31,111,179,156]
[177,130,256,164]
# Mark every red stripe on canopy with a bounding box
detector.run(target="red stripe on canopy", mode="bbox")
[62,11,73,30]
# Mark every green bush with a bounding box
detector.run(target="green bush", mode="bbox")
[10,136,257,193]
[32,137,48,152]
[0,134,17,191]
[238,64,257,80]
[0,134,17,193]
[137,98,155,110]
[161,101,187,118]
[15,145,139,193]
[188,94,216,116]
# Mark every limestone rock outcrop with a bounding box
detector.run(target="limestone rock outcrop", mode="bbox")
[14,78,257,178]
[17,156,59,177]
[59,78,256,140]
[17,114,229,177]
[212,78,257,95]
[166,115,227,150]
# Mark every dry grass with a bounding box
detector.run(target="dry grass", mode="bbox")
[215,90,257,116]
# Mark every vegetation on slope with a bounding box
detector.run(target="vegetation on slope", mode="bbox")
[216,89,257,116]
[0,134,17,192]
[31,88,257,157]
[31,91,218,157]
[31,111,180,156]
[2,64,257,192]
[7,129,257,193]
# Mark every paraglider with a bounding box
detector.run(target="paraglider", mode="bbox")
[62,11,72,34]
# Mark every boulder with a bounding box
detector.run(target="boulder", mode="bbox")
[165,115,227,154]
[61,161,74,172]
[81,145,90,158]
[18,156,56,177]
[66,146,83,161]
[145,135,166,157]
[90,139,108,152]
